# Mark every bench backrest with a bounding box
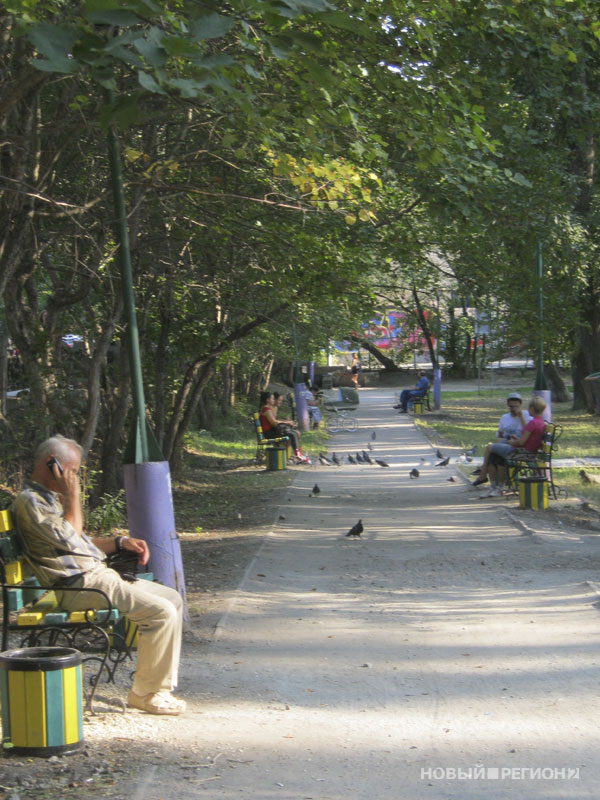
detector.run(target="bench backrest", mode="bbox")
[252,413,290,450]
[0,508,27,582]
[537,422,561,461]
[253,413,267,442]
[0,508,48,613]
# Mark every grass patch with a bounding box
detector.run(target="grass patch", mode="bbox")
[551,468,600,504]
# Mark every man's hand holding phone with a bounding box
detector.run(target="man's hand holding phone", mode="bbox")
[46,456,63,479]
[47,456,81,523]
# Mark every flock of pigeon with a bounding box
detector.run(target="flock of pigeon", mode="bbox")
[307,440,478,539]
[312,438,477,480]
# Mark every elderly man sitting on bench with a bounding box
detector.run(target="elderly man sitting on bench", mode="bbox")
[396,371,430,413]
[11,435,186,716]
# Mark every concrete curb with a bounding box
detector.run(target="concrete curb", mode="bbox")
[503,508,546,543]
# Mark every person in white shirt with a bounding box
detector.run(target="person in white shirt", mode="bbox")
[472,393,531,488]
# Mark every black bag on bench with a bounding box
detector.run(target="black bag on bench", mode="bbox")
[106,549,140,582]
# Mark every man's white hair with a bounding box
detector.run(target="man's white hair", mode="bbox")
[35,435,83,464]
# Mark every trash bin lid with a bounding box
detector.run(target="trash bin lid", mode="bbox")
[0,647,82,671]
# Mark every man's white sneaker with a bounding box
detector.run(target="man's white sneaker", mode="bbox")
[480,487,501,498]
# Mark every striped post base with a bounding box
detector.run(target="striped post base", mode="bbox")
[519,476,548,510]
[0,647,83,757]
[266,447,287,471]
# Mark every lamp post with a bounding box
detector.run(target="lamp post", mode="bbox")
[532,242,551,421]
[105,97,187,613]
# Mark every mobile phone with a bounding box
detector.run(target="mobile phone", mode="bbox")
[46,457,64,477]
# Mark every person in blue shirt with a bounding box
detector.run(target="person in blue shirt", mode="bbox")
[397,371,430,413]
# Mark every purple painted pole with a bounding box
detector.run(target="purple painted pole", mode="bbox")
[433,368,442,410]
[307,361,315,385]
[123,461,188,611]
[294,382,310,432]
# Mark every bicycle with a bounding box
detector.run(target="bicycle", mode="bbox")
[324,404,358,433]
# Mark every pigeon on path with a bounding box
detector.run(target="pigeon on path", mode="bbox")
[409,468,420,478]
[436,448,444,459]
[346,519,363,538]
[371,431,376,441]
[318,454,333,466]
[310,483,321,496]
[447,476,457,482]
[356,452,366,464]
[367,442,374,451]
[464,445,478,456]
[332,453,342,466]
[435,456,450,467]
[362,450,374,465]
[347,454,357,465]
[375,459,390,468]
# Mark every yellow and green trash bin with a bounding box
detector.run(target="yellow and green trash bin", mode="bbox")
[0,646,83,756]
[519,476,548,510]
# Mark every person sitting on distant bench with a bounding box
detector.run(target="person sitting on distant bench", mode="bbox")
[259,392,310,463]
[397,371,430,412]
[472,392,531,488]
[480,396,547,498]
[298,381,323,429]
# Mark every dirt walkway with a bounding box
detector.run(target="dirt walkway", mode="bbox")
[3,388,600,799]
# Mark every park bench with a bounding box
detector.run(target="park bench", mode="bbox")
[396,388,431,413]
[506,422,565,499]
[410,388,431,413]
[252,413,291,463]
[0,508,150,712]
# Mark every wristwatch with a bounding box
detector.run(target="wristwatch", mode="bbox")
[114,536,126,552]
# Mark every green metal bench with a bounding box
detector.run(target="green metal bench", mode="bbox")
[506,422,565,499]
[252,413,291,463]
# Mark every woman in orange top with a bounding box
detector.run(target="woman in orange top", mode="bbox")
[259,391,309,463]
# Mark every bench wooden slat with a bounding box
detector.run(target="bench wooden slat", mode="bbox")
[5,559,24,584]
[0,510,12,534]
[44,611,69,625]
[17,611,44,625]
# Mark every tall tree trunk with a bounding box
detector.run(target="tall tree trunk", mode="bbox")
[568,109,599,411]
[220,362,233,416]
[96,337,130,498]
[154,292,172,447]
[196,389,213,430]
[350,335,398,370]
[543,360,571,403]
[412,286,438,368]
[169,359,216,473]
[80,297,123,458]
[461,299,473,379]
